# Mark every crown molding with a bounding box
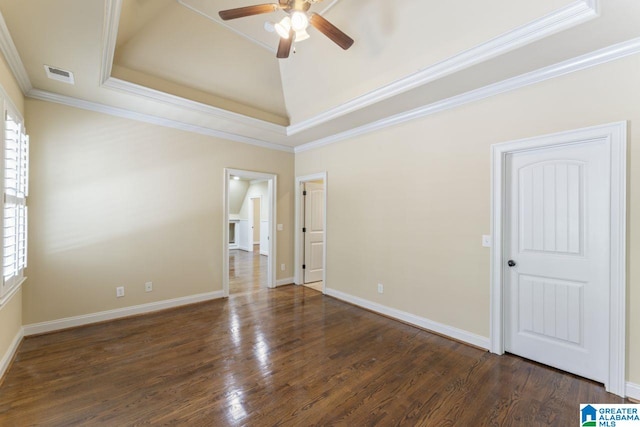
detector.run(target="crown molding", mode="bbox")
[0,9,32,94]
[295,36,640,154]
[103,77,287,134]
[101,0,121,85]
[27,89,294,153]
[287,0,599,136]
[101,0,287,134]
[100,0,599,140]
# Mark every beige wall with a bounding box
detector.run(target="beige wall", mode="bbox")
[0,52,22,114]
[229,179,249,217]
[23,100,294,325]
[0,290,21,358]
[0,51,23,364]
[239,181,269,221]
[296,54,640,384]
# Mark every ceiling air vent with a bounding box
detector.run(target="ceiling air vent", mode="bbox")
[44,65,75,85]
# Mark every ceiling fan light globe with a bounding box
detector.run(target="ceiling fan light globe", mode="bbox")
[275,16,291,39]
[295,29,310,42]
[290,11,309,31]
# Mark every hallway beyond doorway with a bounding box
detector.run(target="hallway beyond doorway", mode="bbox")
[229,245,266,295]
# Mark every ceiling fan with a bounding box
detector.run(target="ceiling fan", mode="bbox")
[218,0,354,59]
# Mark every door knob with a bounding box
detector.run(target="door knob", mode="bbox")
[507,260,516,267]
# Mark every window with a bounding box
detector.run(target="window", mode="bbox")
[1,105,28,302]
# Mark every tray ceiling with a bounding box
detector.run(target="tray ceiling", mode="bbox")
[0,0,639,150]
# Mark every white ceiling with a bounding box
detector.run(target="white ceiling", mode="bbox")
[178,0,341,53]
[0,0,639,151]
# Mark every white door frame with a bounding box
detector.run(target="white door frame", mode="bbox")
[223,168,277,297]
[295,172,327,291]
[489,121,627,396]
[248,195,262,250]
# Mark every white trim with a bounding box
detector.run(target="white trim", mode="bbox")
[0,10,32,93]
[102,77,287,134]
[101,2,286,135]
[95,0,600,144]
[26,89,294,153]
[294,173,327,291]
[0,327,23,381]
[100,0,121,84]
[296,37,640,153]
[325,288,490,350]
[248,195,262,249]
[287,0,599,136]
[223,169,277,297]
[276,277,294,287]
[23,291,223,336]
[627,382,640,402]
[489,121,627,397]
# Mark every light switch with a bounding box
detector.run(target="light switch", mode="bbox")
[482,235,492,247]
[277,224,283,231]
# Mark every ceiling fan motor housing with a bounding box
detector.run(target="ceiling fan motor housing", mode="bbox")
[289,0,311,12]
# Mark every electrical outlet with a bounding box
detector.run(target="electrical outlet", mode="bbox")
[377,283,384,294]
[277,224,283,231]
[280,264,285,271]
[482,235,492,247]
[116,286,125,298]
[145,281,153,292]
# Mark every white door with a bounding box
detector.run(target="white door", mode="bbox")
[304,182,324,283]
[252,197,260,248]
[505,139,610,383]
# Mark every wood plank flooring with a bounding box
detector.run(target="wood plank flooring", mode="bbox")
[0,286,628,426]
[229,246,267,295]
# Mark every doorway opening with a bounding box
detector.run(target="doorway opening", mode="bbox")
[223,169,277,297]
[295,173,327,293]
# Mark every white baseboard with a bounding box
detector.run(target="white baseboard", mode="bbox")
[260,251,268,256]
[627,382,640,401]
[23,291,224,336]
[276,277,294,287]
[324,288,490,350]
[0,327,23,381]
[238,245,250,251]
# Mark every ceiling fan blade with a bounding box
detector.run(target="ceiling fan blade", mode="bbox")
[276,28,295,58]
[309,13,354,50]
[219,4,279,21]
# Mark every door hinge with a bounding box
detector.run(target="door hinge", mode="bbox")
[303,190,307,196]
[302,264,306,269]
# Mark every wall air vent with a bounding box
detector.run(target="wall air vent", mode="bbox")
[44,65,75,85]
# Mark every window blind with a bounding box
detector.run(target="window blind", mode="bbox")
[2,109,28,296]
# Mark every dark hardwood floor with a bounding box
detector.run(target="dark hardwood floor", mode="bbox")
[229,246,267,295]
[0,285,628,426]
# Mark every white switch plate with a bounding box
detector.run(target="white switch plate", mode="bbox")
[482,235,492,247]
[116,286,125,298]
[377,283,384,294]
[277,224,283,231]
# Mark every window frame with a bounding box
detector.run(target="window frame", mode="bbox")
[0,96,28,306]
